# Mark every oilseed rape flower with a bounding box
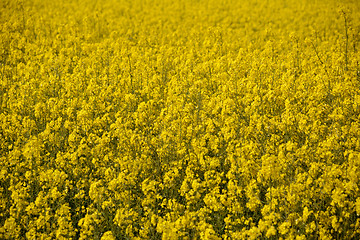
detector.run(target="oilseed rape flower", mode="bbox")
[1,0,360,239]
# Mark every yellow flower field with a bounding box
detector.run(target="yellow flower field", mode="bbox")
[1,0,360,239]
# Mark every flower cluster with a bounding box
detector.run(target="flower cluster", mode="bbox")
[1,0,360,239]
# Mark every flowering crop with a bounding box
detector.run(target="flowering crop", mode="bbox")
[1,0,360,239]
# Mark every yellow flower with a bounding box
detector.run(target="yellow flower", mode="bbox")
[265,225,277,238]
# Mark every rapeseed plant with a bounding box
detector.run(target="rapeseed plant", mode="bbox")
[1,0,360,239]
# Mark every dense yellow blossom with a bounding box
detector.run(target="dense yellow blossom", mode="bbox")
[1,0,360,239]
